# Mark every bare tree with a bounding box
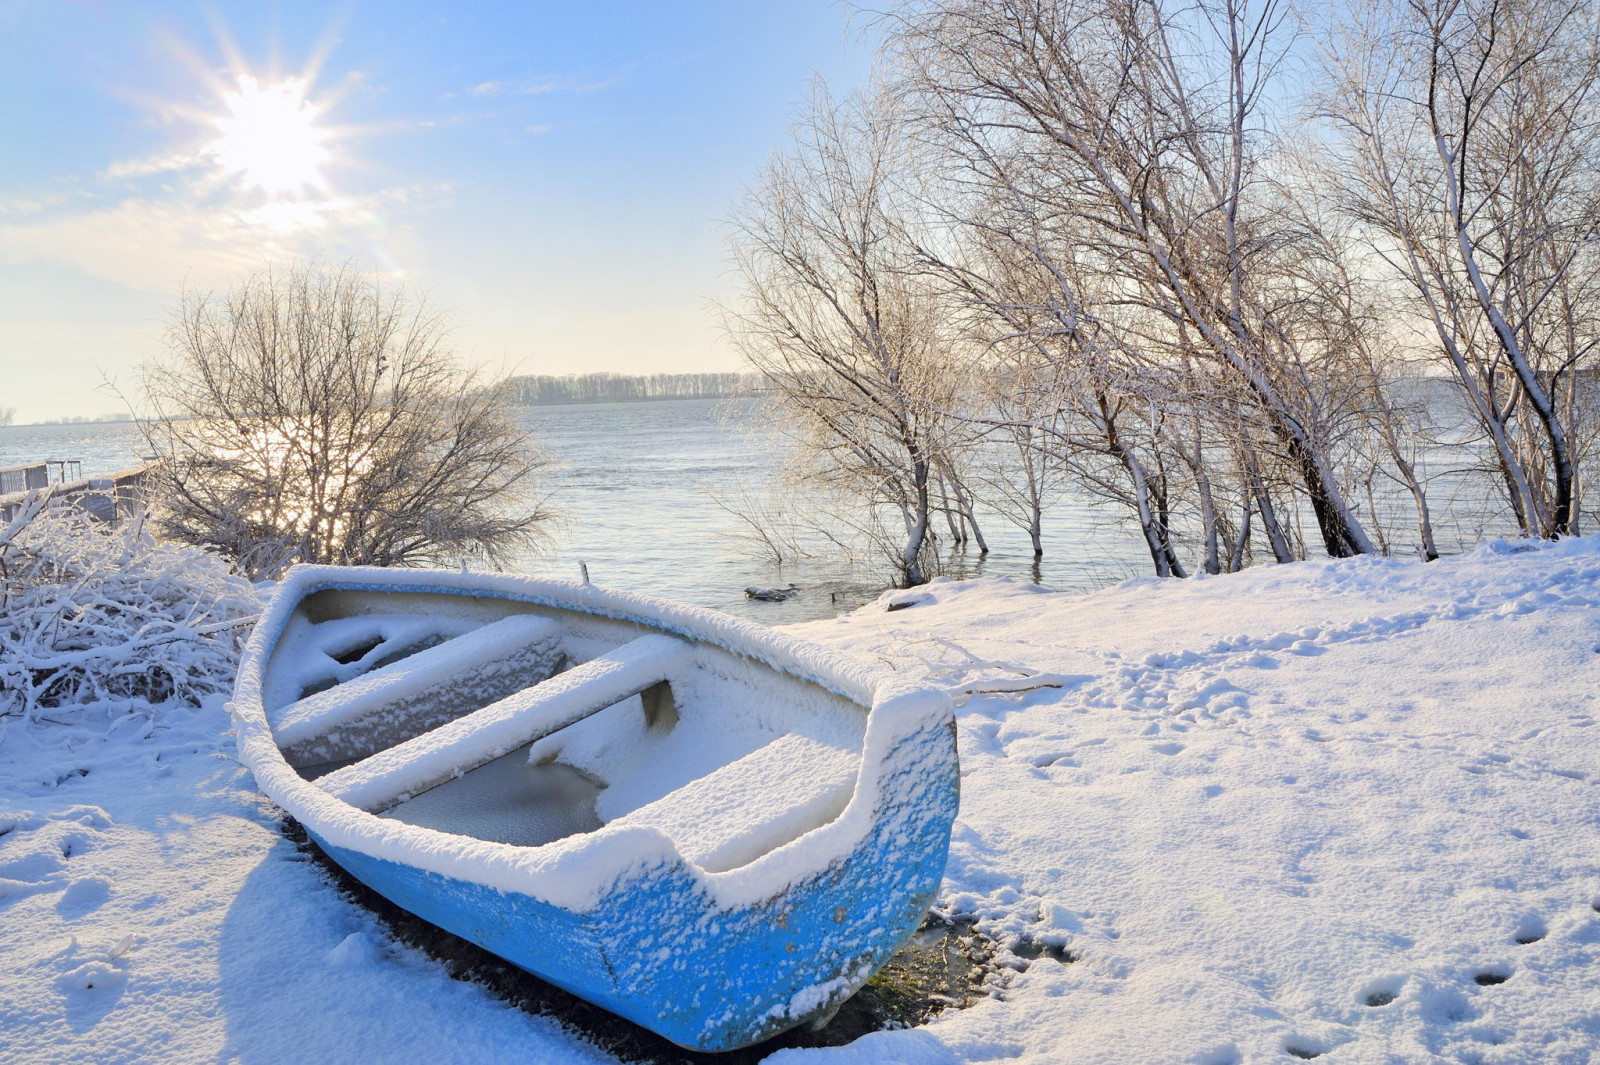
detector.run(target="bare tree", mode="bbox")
[1292,197,1443,560]
[948,257,1193,576]
[970,363,1069,558]
[142,262,552,578]
[899,125,1199,577]
[1322,0,1600,538]
[890,0,1379,558]
[723,84,969,586]
[0,407,15,427]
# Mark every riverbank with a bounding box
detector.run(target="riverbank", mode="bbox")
[2,539,1596,1063]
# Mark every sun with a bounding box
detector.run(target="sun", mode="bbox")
[211,75,330,197]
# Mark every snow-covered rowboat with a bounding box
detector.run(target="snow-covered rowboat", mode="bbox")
[230,565,959,1051]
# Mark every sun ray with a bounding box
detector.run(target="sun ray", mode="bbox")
[299,9,353,90]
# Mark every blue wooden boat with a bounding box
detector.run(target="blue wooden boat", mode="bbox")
[230,565,959,1051]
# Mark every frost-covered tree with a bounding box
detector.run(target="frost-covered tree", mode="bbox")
[915,219,1193,577]
[724,85,971,586]
[889,0,1378,559]
[1321,0,1600,538]
[142,263,552,578]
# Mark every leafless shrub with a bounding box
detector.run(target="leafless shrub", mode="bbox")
[0,492,259,727]
[142,262,553,579]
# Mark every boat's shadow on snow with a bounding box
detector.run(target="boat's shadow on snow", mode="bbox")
[276,816,1002,1063]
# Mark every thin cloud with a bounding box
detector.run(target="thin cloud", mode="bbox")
[103,150,206,181]
[0,184,450,294]
[469,79,557,97]
[465,74,619,98]
[0,192,73,219]
[0,198,269,293]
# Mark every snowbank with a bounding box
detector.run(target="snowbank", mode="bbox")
[778,538,1600,1064]
[3,537,1598,1063]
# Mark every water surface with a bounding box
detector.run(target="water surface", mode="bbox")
[0,399,1526,623]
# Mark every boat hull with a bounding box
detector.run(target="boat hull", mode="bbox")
[306,707,954,1050]
[233,566,959,1051]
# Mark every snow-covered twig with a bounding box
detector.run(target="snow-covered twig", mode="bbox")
[0,505,261,731]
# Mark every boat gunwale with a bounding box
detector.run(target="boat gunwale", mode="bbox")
[231,564,954,914]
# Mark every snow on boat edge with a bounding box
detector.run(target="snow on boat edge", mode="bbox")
[229,565,959,1051]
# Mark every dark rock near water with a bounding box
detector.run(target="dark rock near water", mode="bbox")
[744,586,799,602]
[885,593,933,612]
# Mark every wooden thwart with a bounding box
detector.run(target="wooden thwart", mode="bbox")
[273,613,564,763]
[317,633,697,812]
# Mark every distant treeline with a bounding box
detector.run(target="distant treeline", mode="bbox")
[3,412,131,428]
[503,372,755,406]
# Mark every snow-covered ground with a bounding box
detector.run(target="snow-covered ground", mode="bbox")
[3,539,1598,1064]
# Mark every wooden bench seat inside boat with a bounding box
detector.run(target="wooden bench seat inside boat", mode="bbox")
[273,613,565,768]
[605,732,859,873]
[316,633,697,812]
[377,729,861,870]
[299,620,863,872]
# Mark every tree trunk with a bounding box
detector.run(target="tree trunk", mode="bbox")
[947,471,989,553]
[1196,466,1220,575]
[1115,443,1185,578]
[1229,496,1251,572]
[902,458,931,586]
[1250,469,1294,565]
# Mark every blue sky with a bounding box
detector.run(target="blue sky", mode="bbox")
[0,1,872,422]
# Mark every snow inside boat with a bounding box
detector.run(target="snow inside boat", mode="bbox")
[229,565,959,1052]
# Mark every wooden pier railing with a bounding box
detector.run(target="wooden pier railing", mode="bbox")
[0,463,158,525]
[0,462,50,496]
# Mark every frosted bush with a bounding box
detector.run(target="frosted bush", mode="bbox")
[0,493,261,728]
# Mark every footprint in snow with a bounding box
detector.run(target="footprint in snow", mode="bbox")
[1360,975,1406,1007]
[0,849,70,907]
[0,807,111,911]
[57,877,111,920]
[54,936,136,1032]
[1419,984,1479,1023]
[1512,915,1547,945]
[57,831,90,859]
[1005,934,1075,970]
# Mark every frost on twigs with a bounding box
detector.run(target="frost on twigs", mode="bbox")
[0,494,261,730]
